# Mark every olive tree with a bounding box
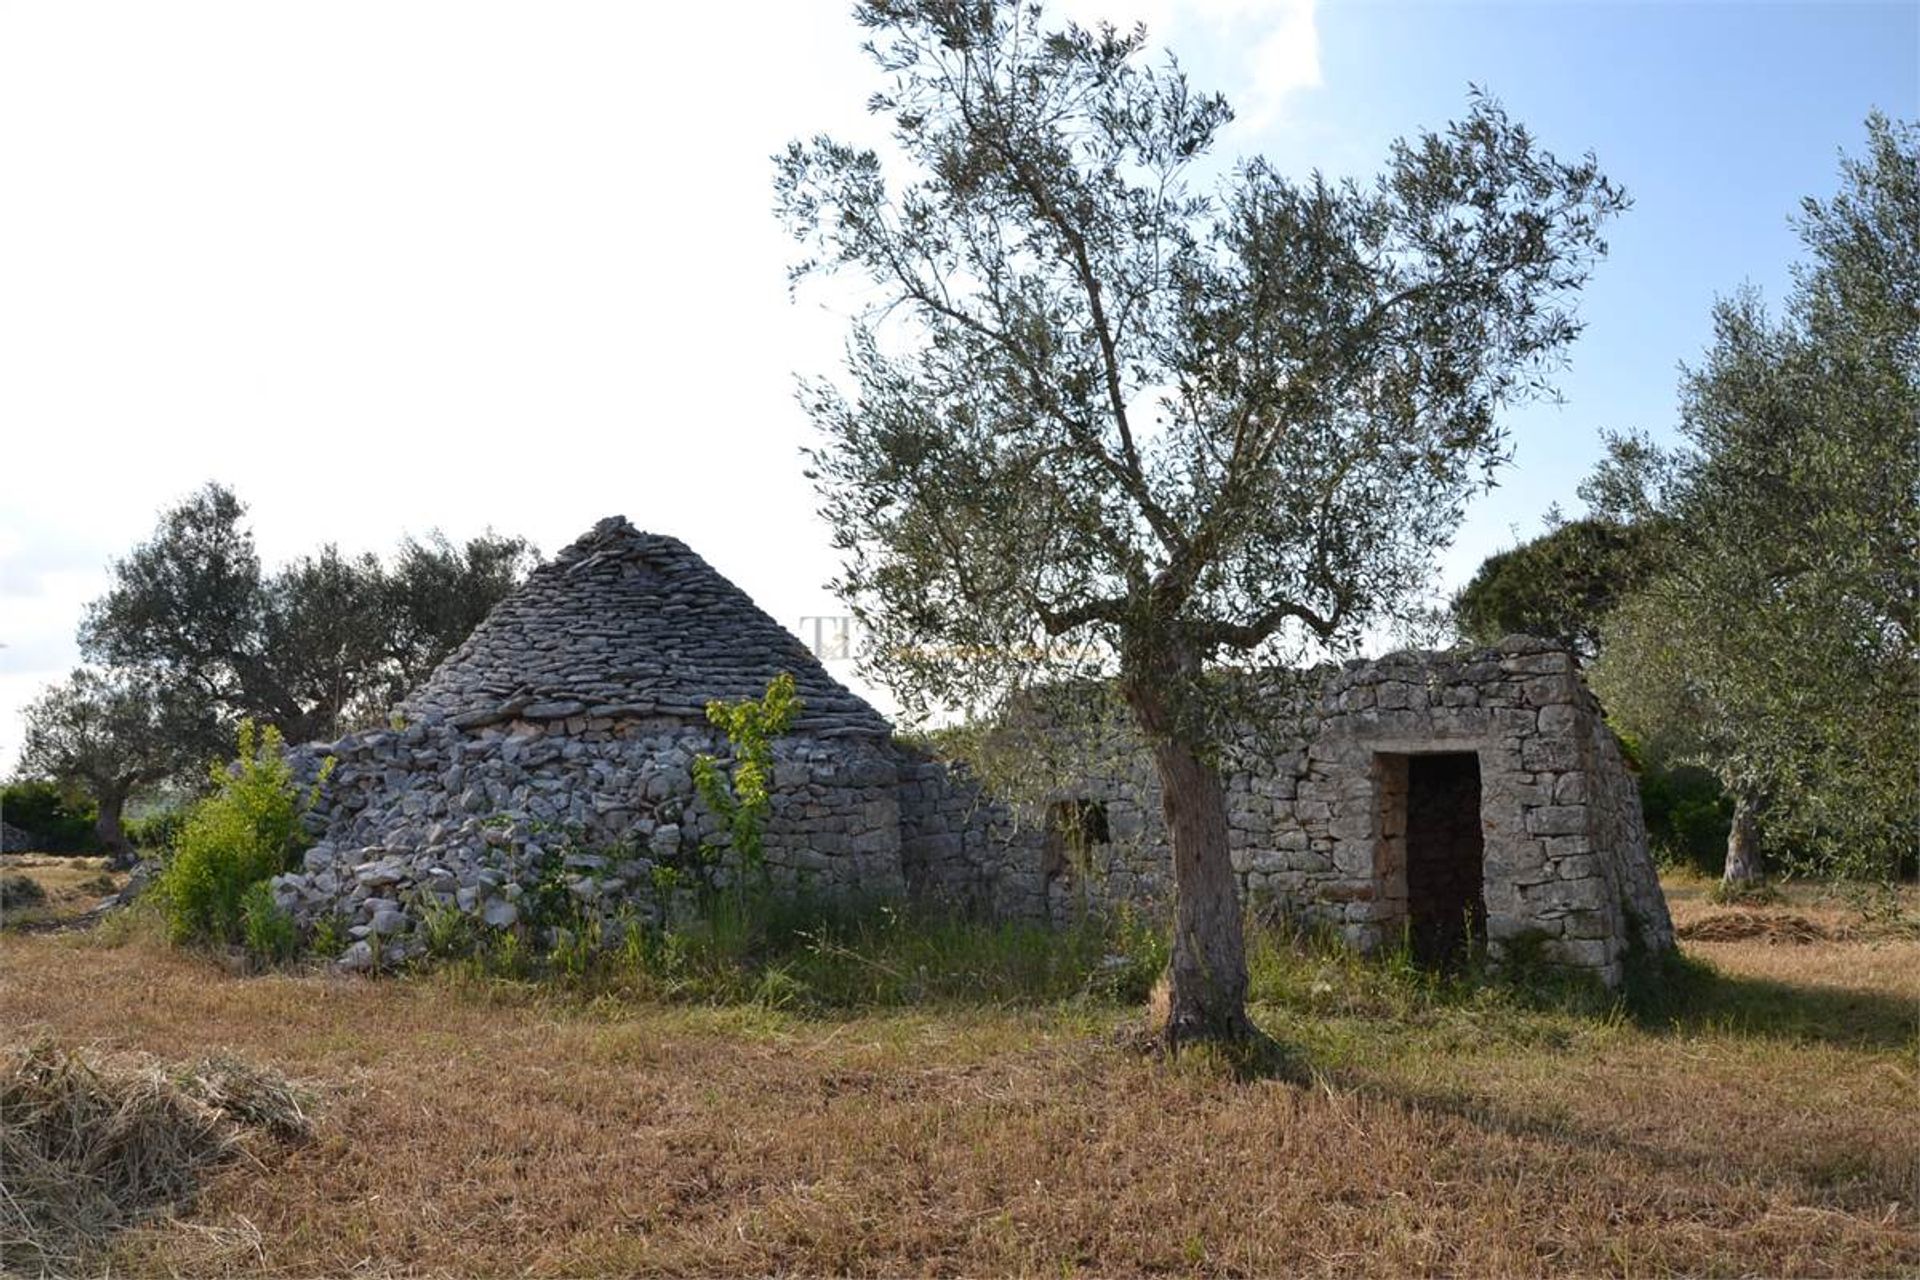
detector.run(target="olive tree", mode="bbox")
[17,668,213,864]
[83,483,537,746]
[1593,114,1919,887]
[779,0,1626,1045]
[1451,515,1668,657]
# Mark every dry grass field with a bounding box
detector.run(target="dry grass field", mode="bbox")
[0,854,124,931]
[2,872,1915,1277]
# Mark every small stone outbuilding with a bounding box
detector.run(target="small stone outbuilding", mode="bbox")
[900,640,1675,986]
[275,518,1670,985]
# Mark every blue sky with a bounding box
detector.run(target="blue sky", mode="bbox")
[1240,0,1918,579]
[0,1,1913,766]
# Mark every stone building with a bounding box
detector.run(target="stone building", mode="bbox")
[273,518,1670,985]
[901,639,1674,987]
[272,517,904,968]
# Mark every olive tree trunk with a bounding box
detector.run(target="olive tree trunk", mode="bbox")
[1123,660,1256,1048]
[94,780,134,869]
[1722,790,1764,886]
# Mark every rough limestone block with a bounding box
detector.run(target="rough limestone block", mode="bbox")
[1526,805,1588,837]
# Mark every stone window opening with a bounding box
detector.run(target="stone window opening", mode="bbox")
[1044,799,1111,880]
[1374,751,1487,970]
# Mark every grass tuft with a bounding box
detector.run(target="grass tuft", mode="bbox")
[442,894,1171,1015]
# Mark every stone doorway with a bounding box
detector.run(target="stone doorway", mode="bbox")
[1375,751,1487,968]
[1403,753,1487,967]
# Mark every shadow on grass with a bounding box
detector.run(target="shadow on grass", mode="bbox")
[1317,1065,1917,1217]
[1247,926,1916,1055]
[1624,950,1919,1052]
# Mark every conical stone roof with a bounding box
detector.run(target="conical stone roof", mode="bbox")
[398,517,892,737]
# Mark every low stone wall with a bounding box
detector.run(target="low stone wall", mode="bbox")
[896,746,1046,921]
[273,714,903,969]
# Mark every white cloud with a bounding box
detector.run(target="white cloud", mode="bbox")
[0,1,1321,774]
[1053,0,1322,129]
[1234,1,1323,129]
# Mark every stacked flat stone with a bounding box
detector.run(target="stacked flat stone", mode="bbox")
[400,516,891,738]
[268,513,1669,987]
[899,636,1674,988]
[273,516,903,970]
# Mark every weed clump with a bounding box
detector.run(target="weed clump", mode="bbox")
[0,873,48,914]
[154,722,324,953]
[443,893,1170,1015]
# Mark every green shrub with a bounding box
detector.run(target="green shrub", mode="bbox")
[240,881,299,963]
[1,873,49,913]
[125,808,188,856]
[155,722,324,948]
[419,898,477,959]
[428,886,1171,1013]
[0,780,97,853]
[309,915,349,959]
[691,672,801,885]
[1638,761,1732,875]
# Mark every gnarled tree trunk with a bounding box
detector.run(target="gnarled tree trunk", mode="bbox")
[1722,789,1764,886]
[94,780,134,869]
[1123,654,1255,1048]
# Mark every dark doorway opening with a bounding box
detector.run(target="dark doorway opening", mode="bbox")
[1044,799,1110,881]
[1405,753,1486,968]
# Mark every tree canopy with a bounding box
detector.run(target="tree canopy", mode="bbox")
[79,483,537,749]
[1591,114,1919,884]
[17,668,214,861]
[780,0,1626,1043]
[1450,513,1667,656]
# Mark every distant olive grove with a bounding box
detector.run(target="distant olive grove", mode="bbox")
[12,484,534,860]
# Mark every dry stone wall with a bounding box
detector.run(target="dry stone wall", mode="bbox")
[897,638,1673,987]
[269,516,909,970]
[896,746,1048,921]
[273,713,902,970]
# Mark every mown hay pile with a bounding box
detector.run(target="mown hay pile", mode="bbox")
[0,1039,310,1273]
[1676,910,1838,945]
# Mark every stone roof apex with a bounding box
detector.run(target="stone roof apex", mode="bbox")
[397,517,891,737]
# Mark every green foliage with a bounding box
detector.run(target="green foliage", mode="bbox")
[441,891,1168,1013]
[1451,516,1667,656]
[1,873,49,913]
[308,915,348,960]
[780,5,1626,725]
[0,781,97,853]
[17,666,218,859]
[418,898,478,960]
[80,481,535,749]
[691,673,802,880]
[124,808,187,856]
[1591,114,1919,885]
[239,881,299,964]
[779,0,1626,1041]
[1634,758,1733,875]
[154,722,324,947]
[1243,923,1601,1032]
